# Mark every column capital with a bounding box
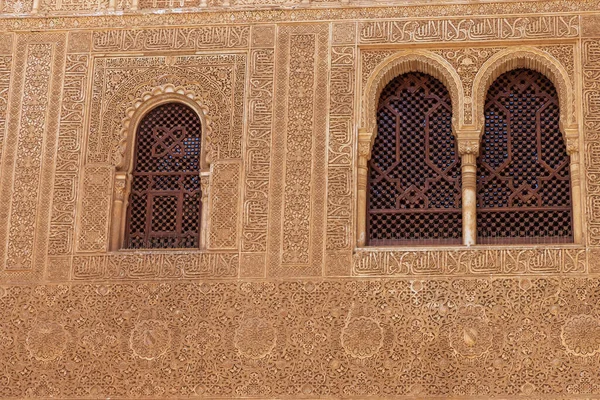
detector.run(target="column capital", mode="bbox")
[358,127,373,160]
[457,139,480,157]
[114,173,129,201]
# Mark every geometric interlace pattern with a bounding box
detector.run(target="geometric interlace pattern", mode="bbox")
[125,102,202,249]
[477,68,573,243]
[368,72,462,245]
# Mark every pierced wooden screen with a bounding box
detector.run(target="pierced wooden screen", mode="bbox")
[367,72,462,245]
[477,68,573,243]
[124,103,202,249]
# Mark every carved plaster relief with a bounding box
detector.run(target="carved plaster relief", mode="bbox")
[0,33,66,283]
[268,24,328,277]
[0,278,599,397]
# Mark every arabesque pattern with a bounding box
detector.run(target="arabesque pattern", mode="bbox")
[0,278,599,397]
[0,0,597,396]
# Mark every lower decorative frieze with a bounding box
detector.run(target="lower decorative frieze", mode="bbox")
[0,277,600,397]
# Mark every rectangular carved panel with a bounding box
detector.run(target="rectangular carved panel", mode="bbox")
[268,24,328,277]
[326,45,355,252]
[72,251,238,279]
[48,54,89,259]
[239,25,276,277]
[584,40,600,245]
[0,33,66,280]
[76,165,113,252]
[359,16,579,44]
[353,247,587,275]
[92,26,250,52]
[0,55,10,173]
[207,161,241,250]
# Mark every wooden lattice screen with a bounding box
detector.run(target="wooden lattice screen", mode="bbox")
[477,68,573,243]
[367,72,462,245]
[124,103,202,249]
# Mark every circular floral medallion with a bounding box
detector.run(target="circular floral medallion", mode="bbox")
[341,316,384,359]
[449,308,493,358]
[561,315,600,357]
[234,317,276,359]
[26,321,68,361]
[130,320,172,360]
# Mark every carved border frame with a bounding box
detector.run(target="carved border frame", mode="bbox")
[109,84,213,251]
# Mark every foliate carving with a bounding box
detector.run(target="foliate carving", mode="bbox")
[208,162,240,250]
[251,24,275,48]
[561,315,600,357]
[433,47,501,124]
[359,16,579,44]
[92,26,250,52]
[282,33,316,265]
[130,319,172,360]
[0,34,66,279]
[0,0,32,13]
[67,31,92,53]
[1,278,600,396]
[77,165,113,252]
[5,43,52,269]
[341,316,384,359]
[458,140,480,156]
[0,2,597,26]
[72,251,238,279]
[539,44,575,83]
[332,21,356,45]
[41,0,108,11]
[48,54,89,257]
[234,317,277,359]
[268,25,328,277]
[326,46,354,252]
[88,54,245,167]
[353,247,586,276]
[448,305,493,358]
[26,321,68,361]
[241,47,274,255]
[361,50,395,87]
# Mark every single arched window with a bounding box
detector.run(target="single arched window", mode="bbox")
[477,68,573,243]
[124,102,202,249]
[367,72,462,245]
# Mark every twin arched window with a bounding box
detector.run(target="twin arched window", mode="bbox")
[367,69,573,246]
[124,102,202,249]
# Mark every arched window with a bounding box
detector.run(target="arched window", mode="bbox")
[124,102,202,249]
[367,72,462,245]
[477,68,573,243]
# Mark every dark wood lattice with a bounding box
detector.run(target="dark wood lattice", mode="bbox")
[124,102,202,249]
[477,68,573,243]
[367,72,462,245]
